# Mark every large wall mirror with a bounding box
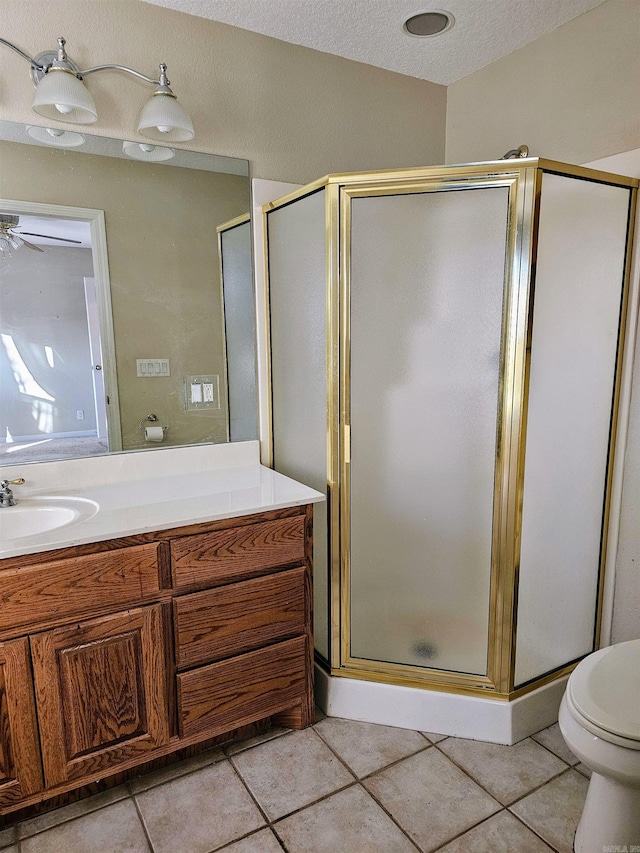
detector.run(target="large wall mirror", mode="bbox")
[0,120,256,464]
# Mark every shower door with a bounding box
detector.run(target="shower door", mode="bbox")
[340,174,526,689]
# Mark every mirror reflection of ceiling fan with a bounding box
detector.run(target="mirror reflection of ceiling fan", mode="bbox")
[0,213,82,256]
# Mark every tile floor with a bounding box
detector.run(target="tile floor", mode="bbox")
[0,713,591,853]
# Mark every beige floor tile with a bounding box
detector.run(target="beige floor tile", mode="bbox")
[224,726,289,756]
[129,746,225,793]
[421,731,448,743]
[218,827,284,852]
[314,716,428,777]
[17,786,130,839]
[231,728,355,821]
[510,769,589,853]
[0,827,16,849]
[20,798,150,853]
[274,784,418,853]
[364,748,501,853]
[135,760,264,853]
[438,810,554,852]
[532,723,579,765]
[438,736,568,805]
[0,847,17,853]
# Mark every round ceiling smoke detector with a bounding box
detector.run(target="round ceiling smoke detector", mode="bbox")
[403,11,454,37]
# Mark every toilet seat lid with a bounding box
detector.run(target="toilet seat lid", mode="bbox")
[569,640,640,742]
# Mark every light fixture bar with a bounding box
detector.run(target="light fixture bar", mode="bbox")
[79,64,158,85]
[0,36,47,72]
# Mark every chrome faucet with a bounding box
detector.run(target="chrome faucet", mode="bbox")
[0,478,25,507]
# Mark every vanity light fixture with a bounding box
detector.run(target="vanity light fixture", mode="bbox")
[0,36,195,142]
[123,141,175,161]
[26,125,85,147]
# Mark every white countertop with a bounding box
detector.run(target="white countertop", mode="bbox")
[0,445,324,560]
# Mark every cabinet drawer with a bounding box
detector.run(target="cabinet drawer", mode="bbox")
[174,567,306,669]
[171,515,305,591]
[0,544,162,633]
[177,636,307,739]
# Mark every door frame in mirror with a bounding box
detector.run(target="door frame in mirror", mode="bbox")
[0,197,122,452]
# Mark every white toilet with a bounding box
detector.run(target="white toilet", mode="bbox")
[558,639,640,853]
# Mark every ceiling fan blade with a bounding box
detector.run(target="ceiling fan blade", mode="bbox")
[21,238,45,253]
[19,231,83,244]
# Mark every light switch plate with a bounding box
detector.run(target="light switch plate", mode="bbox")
[183,374,221,411]
[137,358,170,377]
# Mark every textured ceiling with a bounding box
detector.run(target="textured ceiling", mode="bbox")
[142,0,606,85]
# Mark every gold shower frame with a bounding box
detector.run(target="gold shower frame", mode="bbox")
[263,159,638,702]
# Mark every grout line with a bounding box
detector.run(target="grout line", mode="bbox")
[531,734,579,767]
[268,780,359,825]
[130,792,156,853]
[506,765,575,809]
[431,739,573,809]
[428,808,508,852]
[223,725,291,758]
[431,741,505,802]
[13,785,131,841]
[303,726,359,780]
[507,810,561,852]
[419,731,437,745]
[208,825,286,853]
[312,721,432,782]
[357,743,433,782]
[358,781,424,852]
[226,756,272,826]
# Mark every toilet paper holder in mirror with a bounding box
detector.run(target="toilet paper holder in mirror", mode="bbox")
[138,413,168,440]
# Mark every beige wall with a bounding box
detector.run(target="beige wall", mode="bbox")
[0,0,446,183]
[1,141,249,449]
[447,1,640,644]
[446,0,640,165]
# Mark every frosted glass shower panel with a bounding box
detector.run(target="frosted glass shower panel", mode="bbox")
[348,187,509,675]
[220,219,258,442]
[514,174,631,687]
[267,189,330,661]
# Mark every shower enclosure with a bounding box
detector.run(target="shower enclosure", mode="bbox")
[264,158,637,700]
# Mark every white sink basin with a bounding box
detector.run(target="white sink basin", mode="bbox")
[0,497,99,541]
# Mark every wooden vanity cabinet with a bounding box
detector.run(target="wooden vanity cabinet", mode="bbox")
[0,639,42,809]
[0,503,314,820]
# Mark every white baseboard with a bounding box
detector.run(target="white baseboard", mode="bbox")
[0,430,97,443]
[315,663,567,745]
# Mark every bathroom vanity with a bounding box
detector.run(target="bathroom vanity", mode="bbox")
[0,445,323,821]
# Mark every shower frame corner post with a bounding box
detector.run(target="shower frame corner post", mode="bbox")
[263,160,639,705]
[326,179,343,672]
[488,164,544,697]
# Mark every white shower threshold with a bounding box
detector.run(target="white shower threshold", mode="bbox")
[314,662,568,745]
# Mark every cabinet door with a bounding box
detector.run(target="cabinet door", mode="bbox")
[0,638,43,808]
[31,605,169,787]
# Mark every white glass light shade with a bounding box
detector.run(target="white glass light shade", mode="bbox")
[122,141,175,161]
[137,93,194,142]
[26,126,85,147]
[31,70,97,124]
